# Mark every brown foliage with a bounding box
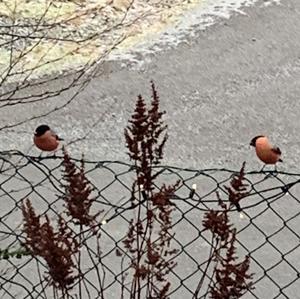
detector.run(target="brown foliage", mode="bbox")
[62,148,103,228]
[225,161,250,212]
[210,231,253,299]
[124,81,168,192]
[22,199,79,291]
[122,82,178,299]
[201,163,254,298]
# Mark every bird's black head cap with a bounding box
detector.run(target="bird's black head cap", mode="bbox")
[250,135,265,147]
[35,125,50,137]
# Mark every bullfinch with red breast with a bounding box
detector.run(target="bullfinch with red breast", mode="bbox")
[250,135,282,171]
[33,125,63,152]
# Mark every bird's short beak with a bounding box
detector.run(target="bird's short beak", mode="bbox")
[250,141,255,147]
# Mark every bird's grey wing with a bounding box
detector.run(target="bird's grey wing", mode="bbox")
[50,130,64,141]
[271,147,281,155]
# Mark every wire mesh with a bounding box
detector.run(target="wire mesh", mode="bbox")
[0,150,299,299]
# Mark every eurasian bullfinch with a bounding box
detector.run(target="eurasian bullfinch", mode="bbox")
[33,125,63,152]
[250,135,282,171]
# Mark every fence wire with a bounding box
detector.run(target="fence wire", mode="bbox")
[0,150,299,299]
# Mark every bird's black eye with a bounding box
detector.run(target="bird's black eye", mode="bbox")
[35,125,50,136]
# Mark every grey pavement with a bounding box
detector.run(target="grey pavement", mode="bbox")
[0,0,299,172]
[0,1,300,298]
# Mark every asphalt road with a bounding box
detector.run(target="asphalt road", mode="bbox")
[0,1,300,297]
[1,0,300,172]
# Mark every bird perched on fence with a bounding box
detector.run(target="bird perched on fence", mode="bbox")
[33,124,63,152]
[250,135,282,171]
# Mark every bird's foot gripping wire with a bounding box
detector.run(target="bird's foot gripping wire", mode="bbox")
[47,152,57,158]
[259,165,266,172]
[268,171,278,178]
[32,152,43,161]
[269,165,279,177]
[260,164,278,178]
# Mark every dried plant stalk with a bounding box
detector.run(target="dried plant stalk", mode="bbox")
[62,148,103,229]
[194,163,254,298]
[122,82,178,299]
[22,199,79,292]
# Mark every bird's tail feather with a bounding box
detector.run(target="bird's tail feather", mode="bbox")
[56,135,64,141]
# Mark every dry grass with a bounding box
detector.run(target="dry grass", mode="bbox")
[0,0,200,81]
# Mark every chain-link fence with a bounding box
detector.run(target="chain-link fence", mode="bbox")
[0,150,299,299]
